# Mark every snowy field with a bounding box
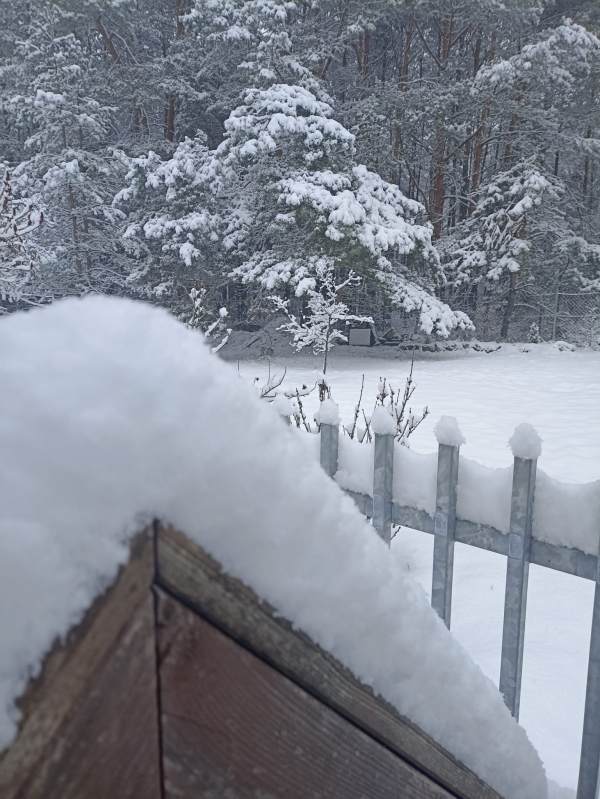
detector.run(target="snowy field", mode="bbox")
[234,345,600,792]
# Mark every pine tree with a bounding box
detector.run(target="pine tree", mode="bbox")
[0,171,43,306]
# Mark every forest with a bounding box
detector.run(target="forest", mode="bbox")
[1,0,599,344]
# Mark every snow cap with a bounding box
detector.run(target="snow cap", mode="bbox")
[272,393,292,418]
[318,398,340,426]
[509,423,542,460]
[434,416,466,448]
[371,405,397,436]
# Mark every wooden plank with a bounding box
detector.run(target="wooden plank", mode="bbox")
[157,588,455,799]
[156,524,501,799]
[0,528,161,799]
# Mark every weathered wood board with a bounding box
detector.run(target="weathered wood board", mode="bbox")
[156,523,501,799]
[158,587,453,798]
[0,522,504,799]
[0,529,161,799]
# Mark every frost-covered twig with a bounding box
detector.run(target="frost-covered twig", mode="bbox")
[258,362,287,399]
[294,388,312,432]
[345,374,365,439]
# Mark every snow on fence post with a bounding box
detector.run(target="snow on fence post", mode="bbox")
[576,560,600,799]
[431,418,465,628]
[372,407,395,546]
[499,424,541,720]
[319,399,340,478]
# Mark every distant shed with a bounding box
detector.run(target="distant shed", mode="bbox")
[0,523,503,799]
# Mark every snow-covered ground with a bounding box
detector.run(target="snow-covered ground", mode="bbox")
[236,345,600,792]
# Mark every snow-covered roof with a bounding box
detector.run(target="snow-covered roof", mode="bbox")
[0,297,546,798]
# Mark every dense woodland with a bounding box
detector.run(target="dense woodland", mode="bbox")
[1,0,600,344]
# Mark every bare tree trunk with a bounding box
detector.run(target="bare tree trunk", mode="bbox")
[468,33,495,216]
[68,183,82,276]
[95,16,121,64]
[164,0,184,142]
[583,126,592,202]
[500,272,517,341]
[391,20,413,185]
[430,121,446,238]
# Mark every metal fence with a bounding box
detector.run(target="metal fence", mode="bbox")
[443,285,600,346]
[312,418,600,799]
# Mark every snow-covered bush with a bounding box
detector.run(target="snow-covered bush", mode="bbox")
[273,259,373,373]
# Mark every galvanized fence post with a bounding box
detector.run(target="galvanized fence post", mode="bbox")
[319,422,339,480]
[499,443,538,720]
[431,442,460,628]
[373,431,394,545]
[577,563,600,799]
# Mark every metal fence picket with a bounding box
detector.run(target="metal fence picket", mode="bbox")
[431,443,460,628]
[577,562,600,799]
[320,422,339,479]
[499,454,537,720]
[373,432,394,545]
[314,415,600,798]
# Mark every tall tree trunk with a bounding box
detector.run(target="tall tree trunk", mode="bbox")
[430,121,446,238]
[68,183,82,276]
[391,21,413,185]
[583,126,592,202]
[469,33,495,216]
[95,16,121,64]
[164,0,184,142]
[502,113,518,168]
[500,272,517,341]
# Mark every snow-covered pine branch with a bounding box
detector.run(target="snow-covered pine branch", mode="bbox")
[0,171,43,305]
[448,161,559,285]
[214,83,471,337]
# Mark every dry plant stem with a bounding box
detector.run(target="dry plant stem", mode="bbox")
[396,355,416,425]
[362,409,372,442]
[295,389,311,432]
[348,374,365,439]
[318,378,331,403]
[260,367,287,399]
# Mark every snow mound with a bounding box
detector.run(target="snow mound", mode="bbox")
[318,398,340,425]
[371,405,397,435]
[435,415,466,448]
[271,393,292,418]
[509,423,543,460]
[0,297,546,799]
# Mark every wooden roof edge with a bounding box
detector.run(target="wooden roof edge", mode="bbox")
[0,523,504,799]
[156,522,503,799]
[0,527,156,798]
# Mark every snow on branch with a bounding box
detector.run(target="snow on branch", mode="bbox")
[0,171,43,303]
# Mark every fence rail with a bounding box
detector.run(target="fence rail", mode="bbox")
[300,410,600,799]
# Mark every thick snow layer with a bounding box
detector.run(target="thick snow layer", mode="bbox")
[371,404,397,435]
[435,415,466,448]
[394,447,438,515]
[510,423,543,460]
[534,473,600,555]
[0,297,546,799]
[335,435,373,495]
[318,397,340,425]
[271,392,292,418]
[458,458,513,533]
